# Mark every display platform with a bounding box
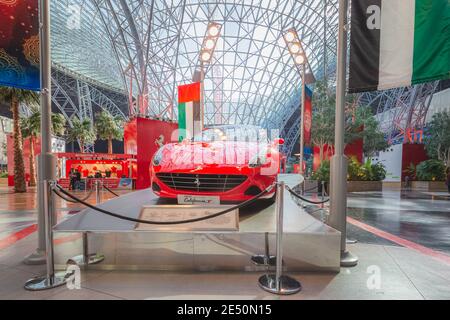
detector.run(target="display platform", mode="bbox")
[54,175,341,272]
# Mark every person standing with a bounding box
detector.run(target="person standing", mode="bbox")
[446,169,450,194]
[75,170,81,190]
[69,169,76,191]
[404,175,411,190]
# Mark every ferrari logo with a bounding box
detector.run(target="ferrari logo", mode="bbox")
[194,176,201,187]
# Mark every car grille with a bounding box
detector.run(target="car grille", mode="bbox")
[156,173,247,192]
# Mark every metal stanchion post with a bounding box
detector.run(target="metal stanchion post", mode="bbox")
[25,181,68,291]
[96,180,102,204]
[251,232,276,267]
[321,181,325,208]
[67,180,105,267]
[258,182,302,295]
[329,0,358,267]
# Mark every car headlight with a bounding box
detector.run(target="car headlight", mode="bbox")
[152,147,164,166]
[249,149,270,168]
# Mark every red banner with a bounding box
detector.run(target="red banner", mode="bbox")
[303,86,313,146]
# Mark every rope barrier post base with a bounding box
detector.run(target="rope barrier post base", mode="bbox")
[258,181,301,295]
[25,180,68,291]
[251,232,276,267]
[67,181,105,268]
[67,232,105,268]
[258,274,302,295]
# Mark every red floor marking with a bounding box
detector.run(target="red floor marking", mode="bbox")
[0,224,37,251]
[347,217,450,265]
[0,225,81,251]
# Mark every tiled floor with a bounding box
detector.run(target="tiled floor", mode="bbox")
[0,185,449,300]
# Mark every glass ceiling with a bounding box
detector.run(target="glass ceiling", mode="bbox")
[50,0,124,89]
[50,0,339,127]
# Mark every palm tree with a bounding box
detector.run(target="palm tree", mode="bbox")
[66,117,96,152]
[0,87,38,193]
[95,111,123,154]
[21,108,66,186]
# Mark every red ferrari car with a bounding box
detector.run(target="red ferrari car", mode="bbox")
[150,125,284,202]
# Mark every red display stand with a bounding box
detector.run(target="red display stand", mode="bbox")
[124,117,178,190]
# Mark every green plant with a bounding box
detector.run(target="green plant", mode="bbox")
[346,157,386,181]
[371,162,387,181]
[0,172,8,178]
[312,158,386,182]
[95,111,123,154]
[347,157,362,180]
[311,80,387,162]
[0,87,38,193]
[66,117,96,152]
[424,111,450,170]
[403,162,417,181]
[416,159,446,181]
[311,160,330,183]
[311,81,335,163]
[20,107,67,186]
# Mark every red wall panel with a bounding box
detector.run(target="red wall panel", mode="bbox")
[312,139,363,171]
[401,144,428,180]
[124,118,178,189]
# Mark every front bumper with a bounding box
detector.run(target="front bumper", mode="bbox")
[150,169,276,202]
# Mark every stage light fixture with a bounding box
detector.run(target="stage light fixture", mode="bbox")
[200,23,222,64]
[283,27,312,176]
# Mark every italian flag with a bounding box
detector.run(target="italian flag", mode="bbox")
[349,0,450,93]
[178,82,201,141]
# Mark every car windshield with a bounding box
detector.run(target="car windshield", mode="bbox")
[193,126,269,143]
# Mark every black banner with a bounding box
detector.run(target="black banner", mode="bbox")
[348,0,382,93]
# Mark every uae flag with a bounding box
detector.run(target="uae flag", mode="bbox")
[349,0,450,93]
[178,82,201,141]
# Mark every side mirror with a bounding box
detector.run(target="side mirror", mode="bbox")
[273,138,285,146]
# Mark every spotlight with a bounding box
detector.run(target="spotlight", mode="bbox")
[285,31,295,42]
[208,25,220,37]
[200,51,211,62]
[205,39,215,50]
[295,54,305,65]
[290,43,300,54]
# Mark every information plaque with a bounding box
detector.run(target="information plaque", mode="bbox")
[134,205,239,232]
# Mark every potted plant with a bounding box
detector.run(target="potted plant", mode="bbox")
[412,159,446,191]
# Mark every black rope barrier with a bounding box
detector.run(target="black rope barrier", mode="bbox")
[103,185,119,197]
[303,185,319,193]
[53,188,94,204]
[54,183,275,225]
[285,185,330,205]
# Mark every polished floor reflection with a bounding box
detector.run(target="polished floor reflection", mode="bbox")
[346,191,450,254]
[0,185,449,299]
[0,186,130,248]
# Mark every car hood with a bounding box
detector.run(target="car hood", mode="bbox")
[156,141,272,171]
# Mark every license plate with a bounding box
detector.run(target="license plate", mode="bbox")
[177,195,220,205]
